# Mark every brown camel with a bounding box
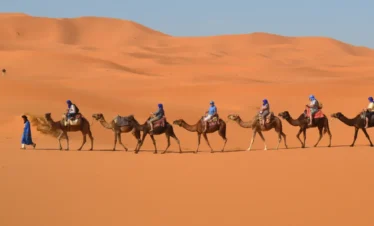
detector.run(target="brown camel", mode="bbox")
[278,110,332,148]
[92,113,141,151]
[45,113,94,150]
[227,113,287,151]
[331,112,373,147]
[129,115,182,154]
[173,115,227,153]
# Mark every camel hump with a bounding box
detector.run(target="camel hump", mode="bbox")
[114,114,134,126]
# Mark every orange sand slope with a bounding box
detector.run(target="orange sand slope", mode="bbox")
[1,13,374,226]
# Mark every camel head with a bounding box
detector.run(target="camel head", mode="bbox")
[278,111,291,120]
[227,114,240,121]
[173,119,185,127]
[92,113,104,121]
[330,112,343,119]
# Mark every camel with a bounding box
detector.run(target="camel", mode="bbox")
[129,115,182,154]
[331,112,373,147]
[278,109,332,148]
[44,113,93,150]
[227,113,287,151]
[92,113,141,151]
[173,114,227,153]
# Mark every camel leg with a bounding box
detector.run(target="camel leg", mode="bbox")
[196,133,201,153]
[63,131,70,151]
[282,132,288,149]
[302,129,306,148]
[57,131,64,150]
[361,128,373,147]
[296,128,304,148]
[88,130,94,151]
[135,132,148,154]
[162,134,171,154]
[117,133,129,151]
[257,131,267,150]
[77,132,87,151]
[150,135,157,154]
[324,119,332,147]
[132,129,141,152]
[113,132,118,151]
[169,133,182,154]
[247,130,257,151]
[202,133,214,153]
[350,127,359,147]
[314,126,324,147]
[218,126,227,152]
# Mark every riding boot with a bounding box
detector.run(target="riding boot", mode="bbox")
[365,118,369,128]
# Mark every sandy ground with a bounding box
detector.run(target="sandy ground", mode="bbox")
[1,13,374,226]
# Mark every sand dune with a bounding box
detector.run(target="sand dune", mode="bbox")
[1,13,374,226]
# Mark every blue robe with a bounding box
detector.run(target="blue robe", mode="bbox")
[21,121,33,145]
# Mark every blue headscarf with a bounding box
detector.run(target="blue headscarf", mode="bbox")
[369,97,373,102]
[158,103,163,108]
[309,95,315,101]
[262,99,268,105]
[66,100,72,107]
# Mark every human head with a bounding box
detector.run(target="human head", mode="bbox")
[210,100,214,106]
[369,97,373,102]
[309,95,315,101]
[262,99,268,105]
[22,115,27,122]
[158,103,163,109]
[66,100,72,106]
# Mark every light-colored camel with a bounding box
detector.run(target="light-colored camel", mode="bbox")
[45,113,93,150]
[227,113,287,151]
[173,115,227,153]
[92,113,141,151]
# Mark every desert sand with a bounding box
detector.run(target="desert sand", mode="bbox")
[1,13,374,226]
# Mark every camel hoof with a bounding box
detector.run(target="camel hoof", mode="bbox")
[194,151,198,154]
[65,149,69,151]
[125,148,128,152]
[112,149,116,151]
[89,148,93,151]
[247,148,251,151]
[153,152,157,154]
[350,145,354,147]
[161,151,166,154]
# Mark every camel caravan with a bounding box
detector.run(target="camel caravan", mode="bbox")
[28,95,374,153]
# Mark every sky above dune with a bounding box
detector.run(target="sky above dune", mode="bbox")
[2,0,373,48]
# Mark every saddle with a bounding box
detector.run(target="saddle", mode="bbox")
[113,115,133,126]
[258,112,274,124]
[304,108,325,119]
[150,116,167,128]
[62,113,82,126]
[201,114,220,127]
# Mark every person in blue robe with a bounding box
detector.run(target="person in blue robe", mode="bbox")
[21,115,36,149]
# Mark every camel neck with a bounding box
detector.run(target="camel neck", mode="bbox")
[99,118,112,129]
[338,115,357,127]
[286,116,301,126]
[181,121,197,132]
[236,117,252,128]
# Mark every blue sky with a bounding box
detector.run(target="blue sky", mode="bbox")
[2,0,373,48]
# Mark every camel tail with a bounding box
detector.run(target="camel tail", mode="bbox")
[25,113,65,139]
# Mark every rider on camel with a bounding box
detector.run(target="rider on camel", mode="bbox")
[364,96,374,128]
[149,103,165,132]
[306,95,319,126]
[203,101,217,132]
[259,99,270,126]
